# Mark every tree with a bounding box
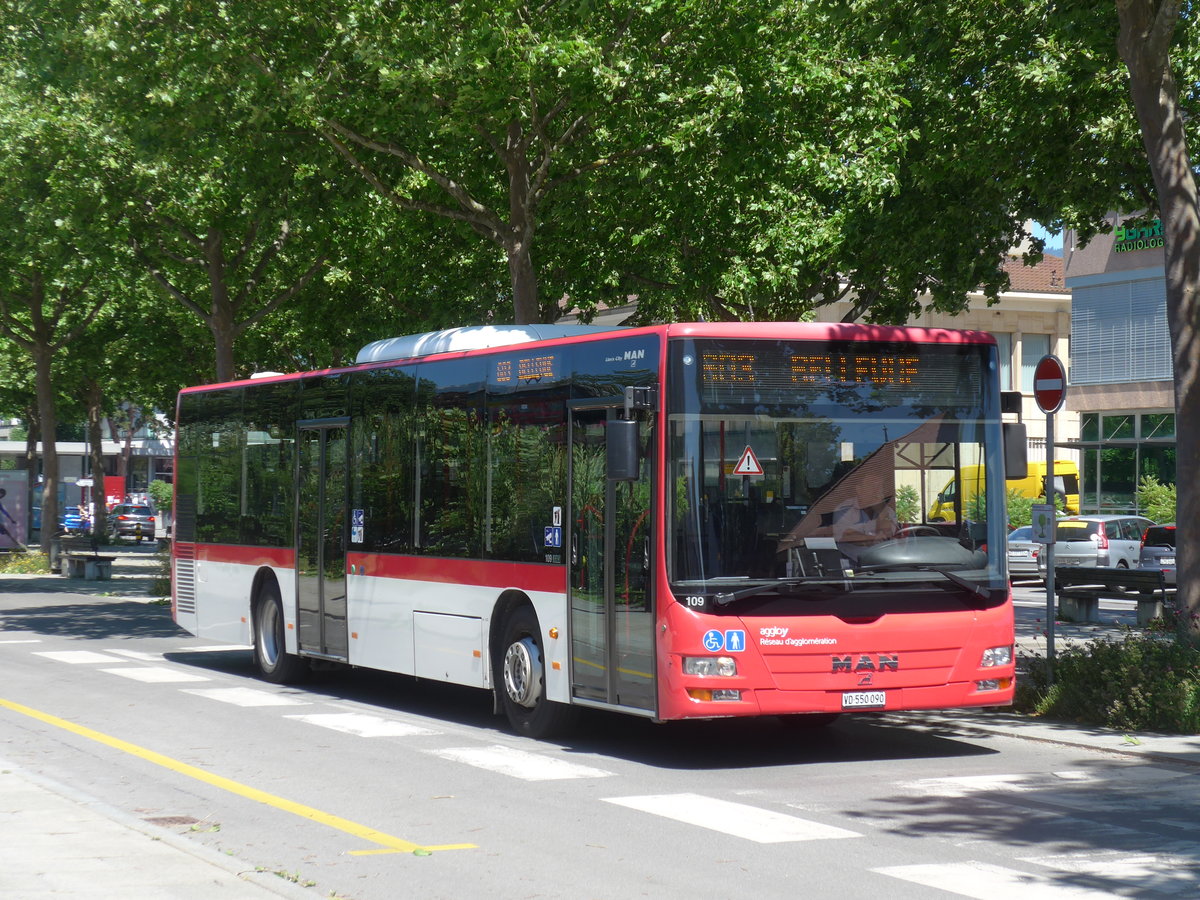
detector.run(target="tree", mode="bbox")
[1116,0,1200,639]
[0,18,126,562]
[86,2,350,383]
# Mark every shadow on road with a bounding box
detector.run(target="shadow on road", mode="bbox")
[0,599,187,640]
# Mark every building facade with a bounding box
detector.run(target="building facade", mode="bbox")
[1063,215,1175,514]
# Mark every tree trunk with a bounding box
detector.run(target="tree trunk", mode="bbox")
[1117,0,1200,641]
[508,241,540,325]
[32,343,60,568]
[85,378,107,532]
[204,229,238,382]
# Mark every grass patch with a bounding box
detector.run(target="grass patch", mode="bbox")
[0,551,51,574]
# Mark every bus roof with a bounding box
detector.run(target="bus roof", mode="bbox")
[180,321,997,394]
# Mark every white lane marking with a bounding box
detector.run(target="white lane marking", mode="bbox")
[35,650,124,664]
[99,667,211,683]
[603,793,860,843]
[177,644,252,653]
[897,772,1096,797]
[285,713,438,738]
[0,639,42,644]
[182,688,308,707]
[874,861,1117,898]
[1018,852,1200,883]
[104,649,163,661]
[431,745,613,781]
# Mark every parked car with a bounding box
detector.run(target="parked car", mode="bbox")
[107,503,156,542]
[1006,525,1041,578]
[1037,515,1154,573]
[1139,523,1176,586]
[59,506,86,534]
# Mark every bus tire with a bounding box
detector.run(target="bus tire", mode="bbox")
[254,581,307,685]
[496,605,575,740]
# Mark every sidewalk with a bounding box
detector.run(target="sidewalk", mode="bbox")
[0,762,316,899]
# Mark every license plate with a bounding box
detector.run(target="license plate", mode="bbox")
[842,691,886,709]
[1008,550,1030,558]
[1161,557,1175,566]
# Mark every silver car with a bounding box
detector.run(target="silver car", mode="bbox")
[1038,515,1154,572]
[1139,523,1176,586]
[1006,525,1041,578]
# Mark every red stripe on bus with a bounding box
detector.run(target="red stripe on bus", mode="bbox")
[191,544,296,567]
[348,553,565,594]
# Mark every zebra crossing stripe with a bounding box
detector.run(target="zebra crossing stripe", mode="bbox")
[285,712,438,737]
[99,667,210,683]
[873,861,1117,898]
[603,793,860,843]
[182,687,308,707]
[430,745,612,780]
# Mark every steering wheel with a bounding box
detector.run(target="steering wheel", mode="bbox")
[896,525,942,538]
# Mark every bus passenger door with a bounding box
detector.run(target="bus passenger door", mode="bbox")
[569,407,655,712]
[296,422,349,661]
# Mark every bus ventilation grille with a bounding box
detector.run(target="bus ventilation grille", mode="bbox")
[174,544,196,614]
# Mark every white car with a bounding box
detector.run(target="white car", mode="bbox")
[1038,515,1154,572]
[1006,525,1040,578]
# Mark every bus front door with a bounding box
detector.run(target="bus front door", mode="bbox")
[569,408,655,712]
[296,423,349,661]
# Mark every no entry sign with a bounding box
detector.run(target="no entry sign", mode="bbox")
[1034,355,1066,414]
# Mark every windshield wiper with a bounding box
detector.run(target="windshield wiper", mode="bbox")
[712,578,841,606]
[851,563,991,600]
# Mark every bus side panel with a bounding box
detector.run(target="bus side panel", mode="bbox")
[347,554,570,701]
[193,558,255,646]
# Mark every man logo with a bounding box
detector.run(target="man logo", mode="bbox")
[624,349,645,361]
[832,654,899,673]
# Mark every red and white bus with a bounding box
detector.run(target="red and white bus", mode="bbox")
[172,322,1022,737]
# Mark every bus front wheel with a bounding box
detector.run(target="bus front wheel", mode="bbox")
[254,582,308,684]
[496,606,575,739]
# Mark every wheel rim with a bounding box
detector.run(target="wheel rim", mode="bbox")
[258,600,282,669]
[503,637,543,709]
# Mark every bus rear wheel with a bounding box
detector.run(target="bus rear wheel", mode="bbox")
[254,582,308,684]
[496,606,575,739]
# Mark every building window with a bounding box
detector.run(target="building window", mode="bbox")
[993,333,1013,390]
[1020,334,1050,392]
[1103,414,1134,440]
[1141,413,1175,440]
[1081,413,1099,441]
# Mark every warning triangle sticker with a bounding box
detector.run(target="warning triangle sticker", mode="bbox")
[734,445,764,476]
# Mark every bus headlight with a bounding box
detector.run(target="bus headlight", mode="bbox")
[683,656,738,677]
[980,646,1013,668]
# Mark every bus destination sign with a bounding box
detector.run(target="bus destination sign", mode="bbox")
[701,351,919,386]
[493,353,559,386]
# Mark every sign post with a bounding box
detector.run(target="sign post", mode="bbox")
[1034,355,1067,682]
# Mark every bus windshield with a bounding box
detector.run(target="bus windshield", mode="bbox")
[666,338,1008,606]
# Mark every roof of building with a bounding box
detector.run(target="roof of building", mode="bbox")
[1002,253,1067,294]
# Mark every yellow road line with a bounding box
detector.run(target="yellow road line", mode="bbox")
[0,696,475,854]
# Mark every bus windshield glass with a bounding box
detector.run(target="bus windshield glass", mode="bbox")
[666,338,1007,607]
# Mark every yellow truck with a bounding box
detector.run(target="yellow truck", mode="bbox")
[929,461,1079,521]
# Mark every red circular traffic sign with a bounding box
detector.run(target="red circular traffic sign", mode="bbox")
[1034,355,1066,413]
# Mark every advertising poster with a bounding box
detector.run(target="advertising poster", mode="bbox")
[0,469,30,550]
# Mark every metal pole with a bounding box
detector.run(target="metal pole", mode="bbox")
[1045,413,1056,683]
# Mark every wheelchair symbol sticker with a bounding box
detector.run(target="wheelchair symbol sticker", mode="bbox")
[702,630,724,652]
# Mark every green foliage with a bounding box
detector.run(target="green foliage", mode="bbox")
[1137,474,1176,523]
[1005,489,1035,528]
[894,484,920,524]
[1016,635,1200,734]
[147,480,173,514]
[0,551,50,574]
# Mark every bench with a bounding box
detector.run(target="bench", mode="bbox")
[1053,566,1174,626]
[58,534,115,581]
